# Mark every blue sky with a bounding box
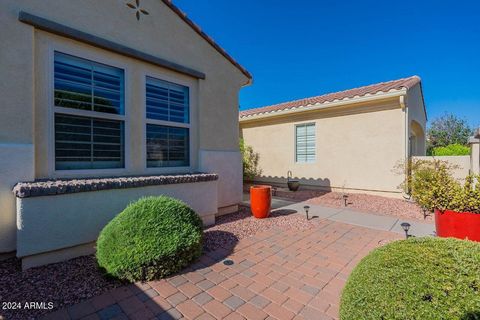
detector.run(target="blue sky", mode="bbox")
[175,0,480,127]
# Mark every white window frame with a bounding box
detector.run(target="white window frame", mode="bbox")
[141,71,193,173]
[295,122,316,164]
[47,44,130,176]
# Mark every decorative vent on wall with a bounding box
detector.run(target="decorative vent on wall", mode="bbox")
[126,0,149,21]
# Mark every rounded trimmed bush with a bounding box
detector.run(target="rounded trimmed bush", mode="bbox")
[340,237,480,320]
[96,196,203,282]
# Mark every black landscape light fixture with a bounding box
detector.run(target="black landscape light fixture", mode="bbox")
[223,259,234,266]
[304,205,310,220]
[401,222,411,239]
[343,194,348,207]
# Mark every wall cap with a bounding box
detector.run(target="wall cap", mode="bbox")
[468,137,480,144]
[13,173,218,198]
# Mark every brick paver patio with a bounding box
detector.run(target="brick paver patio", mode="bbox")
[43,219,400,320]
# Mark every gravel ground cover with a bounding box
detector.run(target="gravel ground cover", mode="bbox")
[204,205,316,251]
[0,255,123,319]
[1,206,314,319]
[306,192,430,221]
[245,184,430,221]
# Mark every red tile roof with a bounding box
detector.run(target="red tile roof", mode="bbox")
[161,0,252,82]
[240,76,421,118]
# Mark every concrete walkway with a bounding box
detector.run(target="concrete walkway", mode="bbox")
[242,194,435,238]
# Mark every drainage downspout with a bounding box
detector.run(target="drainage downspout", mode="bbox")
[400,95,410,198]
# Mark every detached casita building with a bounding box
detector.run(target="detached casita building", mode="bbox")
[0,0,251,268]
[240,76,426,197]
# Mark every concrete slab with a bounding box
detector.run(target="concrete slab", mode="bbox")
[328,209,399,231]
[241,194,435,237]
[277,203,343,219]
[390,219,436,237]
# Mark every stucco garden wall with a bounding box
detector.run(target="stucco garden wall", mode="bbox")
[16,179,217,268]
[412,156,472,181]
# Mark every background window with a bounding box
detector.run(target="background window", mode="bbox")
[296,123,315,163]
[146,77,190,168]
[54,52,125,170]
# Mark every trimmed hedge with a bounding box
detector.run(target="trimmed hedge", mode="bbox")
[96,196,203,282]
[340,237,480,320]
[432,143,471,156]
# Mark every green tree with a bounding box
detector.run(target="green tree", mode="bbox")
[239,138,261,181]
[427,113,473,155]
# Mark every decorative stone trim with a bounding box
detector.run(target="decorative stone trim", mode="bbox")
[13,173,218,198]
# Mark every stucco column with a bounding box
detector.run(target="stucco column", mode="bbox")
[469,129,480,175]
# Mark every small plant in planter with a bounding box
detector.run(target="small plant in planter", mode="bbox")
[407,159,480,241]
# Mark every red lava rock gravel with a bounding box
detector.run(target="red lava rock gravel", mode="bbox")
[245,184,431,221]
[0,255,123,319]
[204,205,316,251]
[305,191,430,221]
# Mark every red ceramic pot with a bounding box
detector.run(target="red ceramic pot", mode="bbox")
[435,209,480,242]
[250,185,272,219]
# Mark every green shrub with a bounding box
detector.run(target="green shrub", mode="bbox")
[96,196,203,282]
[240,138,262,180]
[404,159,480,213]
[432,143,471,156]
[340,237,480,320]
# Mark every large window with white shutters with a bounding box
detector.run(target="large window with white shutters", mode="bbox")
[295,123,315,163]
[53,52,125,170]
[145,77,190,168]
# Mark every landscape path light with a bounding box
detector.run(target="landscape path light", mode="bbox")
[401,222,411,239]
[304,205,310,220]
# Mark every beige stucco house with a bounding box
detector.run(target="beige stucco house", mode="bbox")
[240,76,426,198]
[0,0,251,268]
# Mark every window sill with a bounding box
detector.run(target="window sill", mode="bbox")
[13,173,218,198]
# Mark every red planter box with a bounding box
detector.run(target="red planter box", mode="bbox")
[435,209,480,242]
[250,185,271,219]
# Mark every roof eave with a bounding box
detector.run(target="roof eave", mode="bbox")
[161,0,252,82]
[239,89,408,122]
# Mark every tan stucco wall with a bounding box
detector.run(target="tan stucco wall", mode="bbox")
[407,83,427,156]
[240,99,407,195]
[0,0,248,252]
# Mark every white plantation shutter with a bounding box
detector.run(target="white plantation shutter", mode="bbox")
[145,77,190,168]
[296,123,315,162]
[55,114,124,170]
[146,124,189,167]
[53,52,125,170]
[54,52,124,115]
[146,77,189,123]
